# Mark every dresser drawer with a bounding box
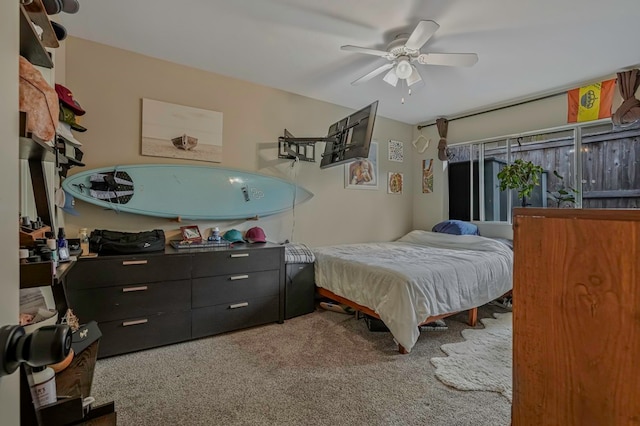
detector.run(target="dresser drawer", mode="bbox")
[192,270,279,308]
[191,247,282,278]
[67,279,191,323]
[192,295,279,338]
[67,254,191,289]
[97,311,191,358]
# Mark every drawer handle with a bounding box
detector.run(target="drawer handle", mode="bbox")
[229,302,249,309]
[230,253,249,258]
[122,319,148,327]
[230,275,249,281]
[122,286,148,293]
[122,260,148,266]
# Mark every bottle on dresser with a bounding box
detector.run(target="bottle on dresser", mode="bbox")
[57,227,69,261]
[78,227,90,256]
[28,366,57,408]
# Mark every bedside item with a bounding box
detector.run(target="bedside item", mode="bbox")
[431,220,479,235]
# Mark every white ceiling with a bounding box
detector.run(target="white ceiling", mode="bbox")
[60,0,640,125]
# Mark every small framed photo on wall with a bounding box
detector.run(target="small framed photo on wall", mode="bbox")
[344,141,378,190]
[422,159,434,193]
[388,140,404,162]
[387,172,403,194]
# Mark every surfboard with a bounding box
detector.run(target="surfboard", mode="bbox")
[61,164,313,220]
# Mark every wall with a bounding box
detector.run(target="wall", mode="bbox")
[63,37,414,247]
[0,1,20,424]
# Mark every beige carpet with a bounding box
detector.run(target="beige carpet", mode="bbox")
[431,312,512,401]
[92,305,511,426]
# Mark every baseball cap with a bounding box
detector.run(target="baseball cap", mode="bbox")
[56,122,82,146]
[43,0,79,15]
[59,105,87,132]
[222,229,245,243]
[245,227,266,243]
[55,84,85,116]
[55,188,79,216]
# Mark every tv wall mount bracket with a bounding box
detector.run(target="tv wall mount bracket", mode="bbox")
[278,129,337,163]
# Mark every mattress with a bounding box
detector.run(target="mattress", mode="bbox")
[313,230,513,352]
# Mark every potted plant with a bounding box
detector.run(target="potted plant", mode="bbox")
[547,170,579,207]
[497,159,544,207]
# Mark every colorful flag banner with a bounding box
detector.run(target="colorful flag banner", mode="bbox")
[567,79,616,123]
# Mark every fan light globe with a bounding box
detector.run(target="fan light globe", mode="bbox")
[395,59,413,79]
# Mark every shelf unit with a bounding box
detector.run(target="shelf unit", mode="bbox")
[19,0,57,68]
[19,135,56,234]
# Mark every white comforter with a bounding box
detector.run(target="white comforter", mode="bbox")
[313,230,513,352]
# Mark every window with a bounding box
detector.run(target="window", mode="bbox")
[448,120,640,223]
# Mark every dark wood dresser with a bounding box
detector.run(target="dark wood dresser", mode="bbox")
[64,243,285,358]
[512,208,640,425]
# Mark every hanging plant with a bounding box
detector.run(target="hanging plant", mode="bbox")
[497,159,544,207]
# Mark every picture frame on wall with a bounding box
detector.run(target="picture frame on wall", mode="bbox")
[422,159,434,193]
[344,141,378,190]
[388,140,404,162]
[141,98,223,163]
[388,172,403,194]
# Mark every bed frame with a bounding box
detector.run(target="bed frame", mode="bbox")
[317,287,478,354]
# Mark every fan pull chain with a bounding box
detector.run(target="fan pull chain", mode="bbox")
[401,88,413,105]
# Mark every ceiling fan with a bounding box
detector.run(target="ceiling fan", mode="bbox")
[342,20,478,87]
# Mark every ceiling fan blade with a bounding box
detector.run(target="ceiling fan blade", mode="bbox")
[417,53,479,67]
[406,66,422,87]
[405,20,440,51]
[382,68,399,87]
[341,45,391,58]
[351,63,394,85]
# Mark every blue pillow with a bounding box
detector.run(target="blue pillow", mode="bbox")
[432,220,479,236]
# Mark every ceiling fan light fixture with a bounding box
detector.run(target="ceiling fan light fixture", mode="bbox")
[395,58,413,79]
[382,69,399,87]
[406,65,422,86]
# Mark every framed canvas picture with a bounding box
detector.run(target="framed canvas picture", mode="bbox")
[388,140,404,162]
[388,172,403,194]
[344,141,378,190]
[422,159,434,193]
[142,98,223,163]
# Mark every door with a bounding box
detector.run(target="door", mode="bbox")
[0,2,20,425]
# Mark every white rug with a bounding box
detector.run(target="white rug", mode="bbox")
[431,312,512,401]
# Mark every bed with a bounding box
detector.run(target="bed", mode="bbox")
[313,230,513,353]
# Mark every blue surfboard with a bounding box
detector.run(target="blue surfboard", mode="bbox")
[61,164,313,220]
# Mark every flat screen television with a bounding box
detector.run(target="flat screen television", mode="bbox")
[320,100,378,169]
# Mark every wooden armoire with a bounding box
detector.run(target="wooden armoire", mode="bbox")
[512,208,640,425]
